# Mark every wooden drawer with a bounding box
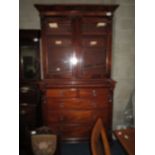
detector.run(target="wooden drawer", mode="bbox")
[46,110,96,124]
[46,88,77,98]
[82,17,111,35]
[60,124,92,140]
[79,88,109,98]
[46,98,94,109]
[44,17,72,35]
[46,98,109,109]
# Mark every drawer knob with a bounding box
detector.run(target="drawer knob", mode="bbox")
[60,103,64,108]
[92,90,97,97]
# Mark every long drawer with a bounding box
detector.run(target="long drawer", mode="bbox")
[46,88,78,98]
[46,98,110,109]
[46,110,95,124]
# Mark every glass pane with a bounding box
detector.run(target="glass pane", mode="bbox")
[47,47,74,77]
[21,46,39,80]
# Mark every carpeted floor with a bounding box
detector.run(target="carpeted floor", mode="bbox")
[20,140,127,155]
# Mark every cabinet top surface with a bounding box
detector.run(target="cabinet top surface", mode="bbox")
[35,4,119,14]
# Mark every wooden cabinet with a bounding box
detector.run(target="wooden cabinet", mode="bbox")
[35,4,118,142]
[19,30,41,149]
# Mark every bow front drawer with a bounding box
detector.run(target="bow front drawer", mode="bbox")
[46,88,78,98]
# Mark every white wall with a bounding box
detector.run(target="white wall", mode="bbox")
[19,0,135,129]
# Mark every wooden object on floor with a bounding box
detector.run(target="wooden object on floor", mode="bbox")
[91,118,111,155]
[35,4,118,141]
[114,128,135,155]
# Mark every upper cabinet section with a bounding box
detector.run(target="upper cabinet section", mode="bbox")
[35,5,118,80]
[19,30,41,81]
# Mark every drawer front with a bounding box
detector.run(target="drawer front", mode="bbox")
[46,98,109,109]
[79,88,109,98]
[82,17,111,35]
[46,110,96,124]
[46,88,77,98]
[60,124,92,140]
[44,17,72,35]
[46,98,94,109]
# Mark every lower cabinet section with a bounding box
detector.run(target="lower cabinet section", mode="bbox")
[41,86,114,141]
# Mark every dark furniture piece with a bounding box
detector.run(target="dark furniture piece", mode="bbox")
[35,4,118,142]
[114,128,135,155]
[19,30,41,150]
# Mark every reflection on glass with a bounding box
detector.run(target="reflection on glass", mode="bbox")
[21,46,39,79]
[69,54,78,66]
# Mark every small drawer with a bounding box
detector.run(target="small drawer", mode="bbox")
[79,88,109,98]
[46,89,77,98]
[47,37,72,47]
[44,17,72,35]
[81,37,107,48]
[82,17,111,35]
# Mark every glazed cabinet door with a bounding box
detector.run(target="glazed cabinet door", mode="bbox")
[41,17,78,79]
[78,17,112,79]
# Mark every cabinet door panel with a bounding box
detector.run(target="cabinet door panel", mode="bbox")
[80,48,107,78]
[46,47,74,78]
